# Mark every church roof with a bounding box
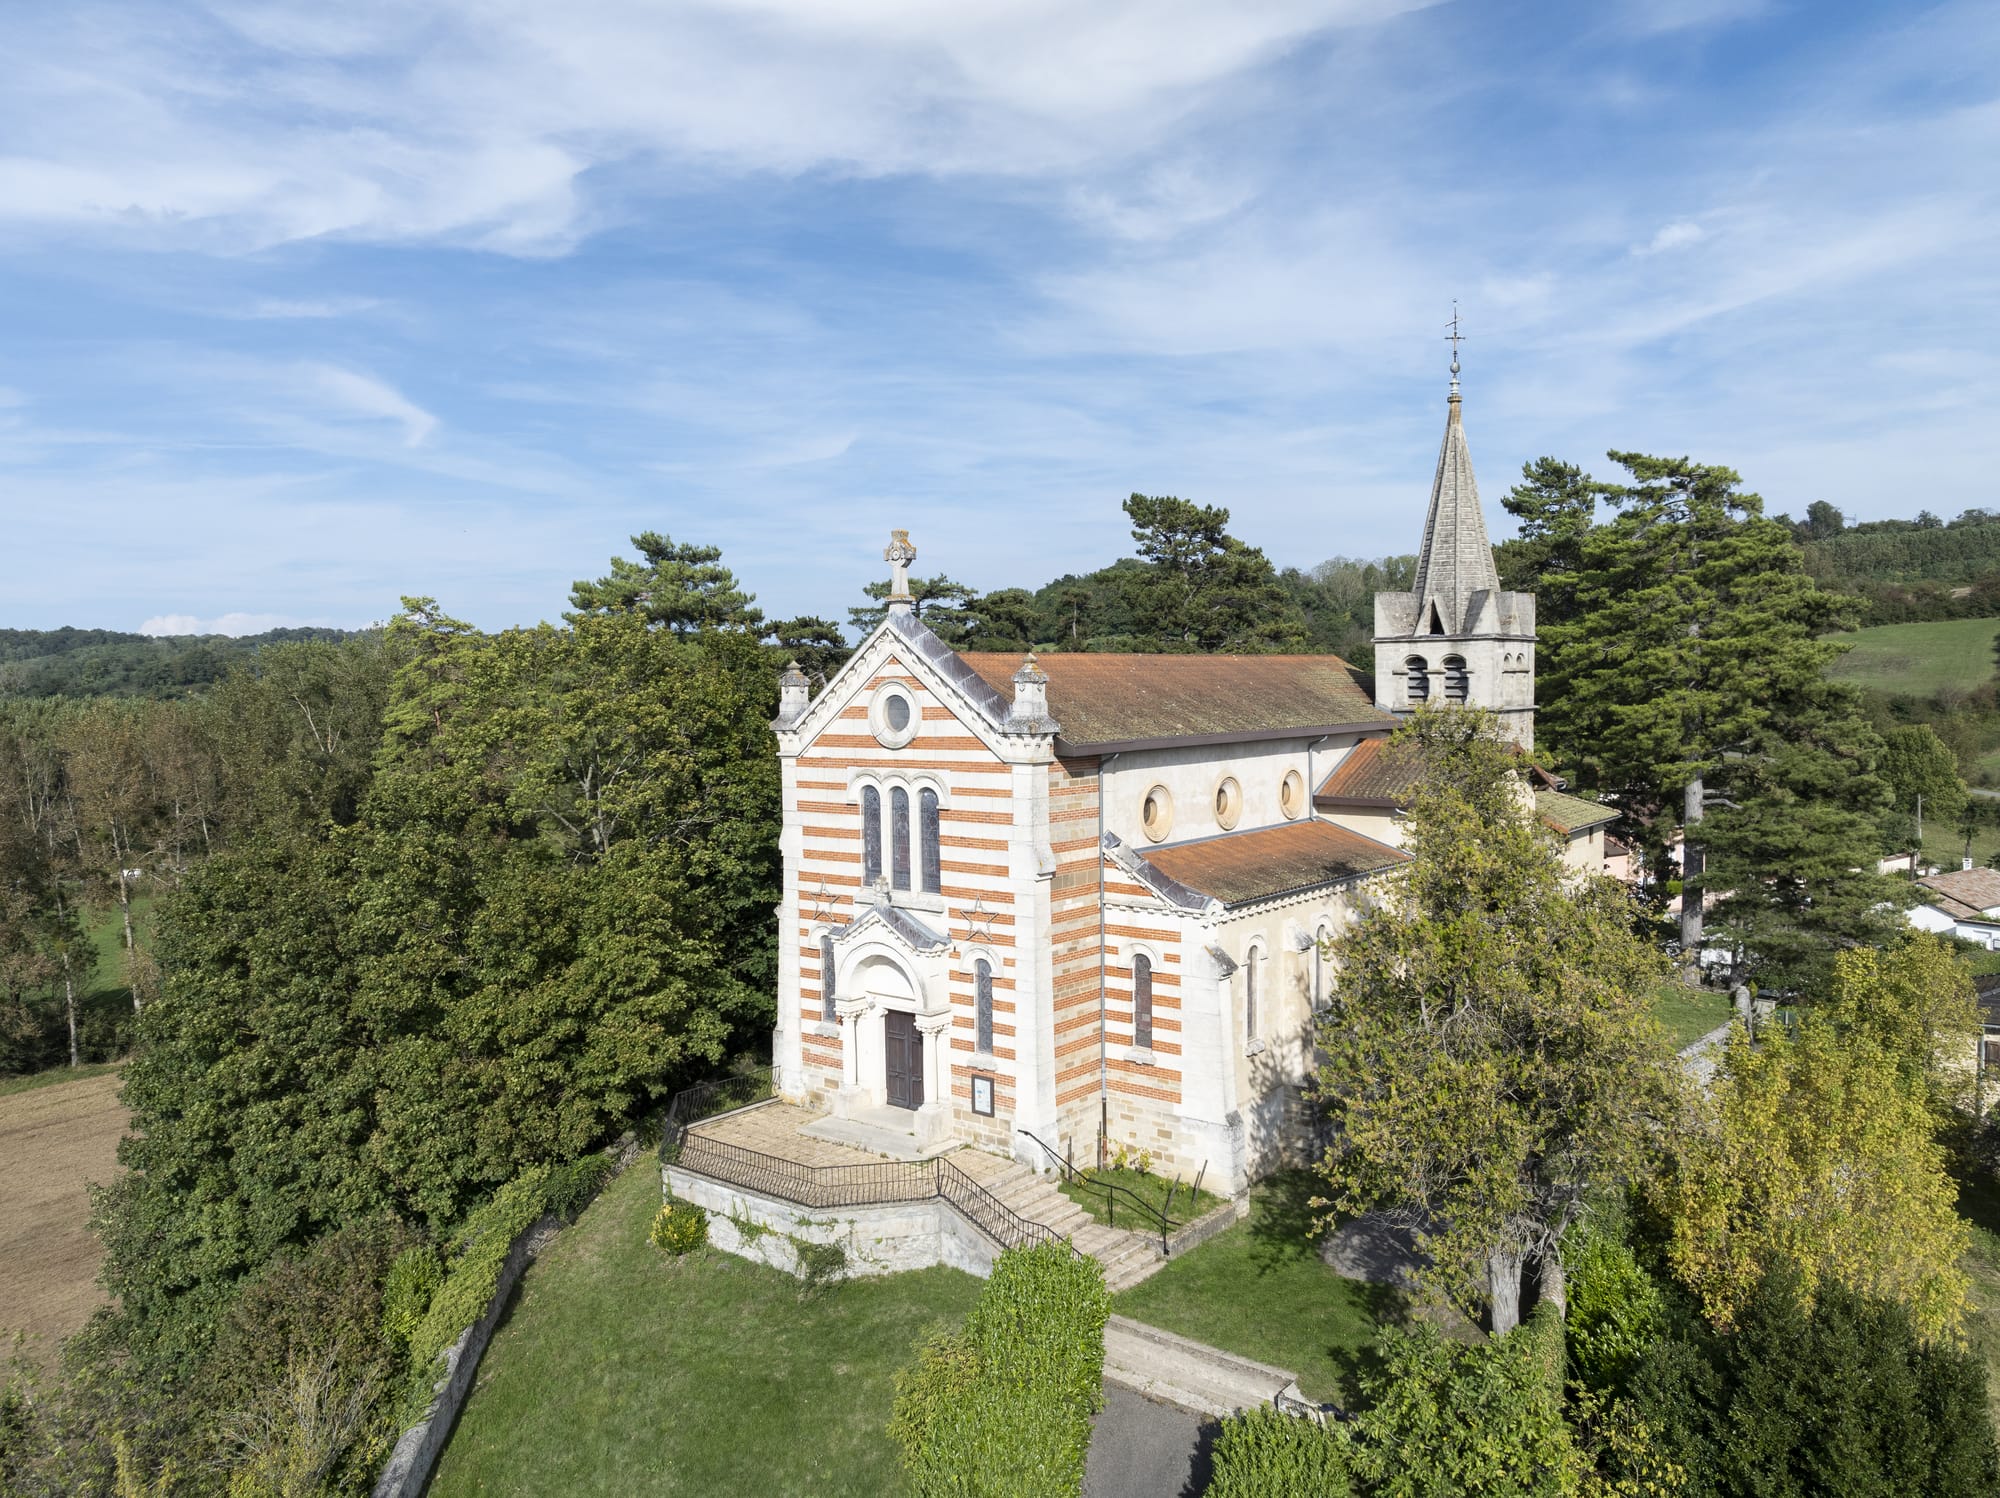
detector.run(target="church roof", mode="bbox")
[1534,790,1619,836]
[956,652,1390,752]
[1137,819,1410,908]
[1313,736,1415,808]
[1408,389,1501,635]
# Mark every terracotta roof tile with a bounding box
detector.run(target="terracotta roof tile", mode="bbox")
[1920,867,2000,916]
[1138,819,1409,907]
[1313,736,1416,806]
[956,652,1391,750]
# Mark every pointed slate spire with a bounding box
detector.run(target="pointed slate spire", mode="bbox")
[1407,371,1499,636]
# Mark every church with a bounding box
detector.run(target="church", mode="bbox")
[767,375,1614,1196]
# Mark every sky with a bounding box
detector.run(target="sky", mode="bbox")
[0,0,1994,636]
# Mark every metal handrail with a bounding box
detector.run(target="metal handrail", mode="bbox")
[1017,1129,1184,1252]
[669,1123,1072,1256]
[658,1068,773,1165]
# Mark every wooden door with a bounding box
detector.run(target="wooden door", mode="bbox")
[884,1010,923,1111]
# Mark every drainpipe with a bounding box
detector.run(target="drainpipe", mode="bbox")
[1096,751,1121,1169]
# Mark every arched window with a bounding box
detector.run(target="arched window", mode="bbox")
[1133,953,1154,1050]
[891,787,911,890]
[975,958,994,1054]
[1405,656,1429,705]
[820,935,836,1022]
[1244,948,1260,1040]
[861,785,883,884]
[1312,925,1332,1012]
[1442,655,1468,703]
[920,787,941,893]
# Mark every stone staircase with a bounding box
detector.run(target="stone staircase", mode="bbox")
[969,1160,1165,1292]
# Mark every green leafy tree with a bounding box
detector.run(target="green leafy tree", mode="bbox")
[1531,453,1889,976]
[1653,1017,1969,1340]
[567,530,764,636]
[1121,494,1306,651]
[763,614,850,685]
[1877,723,1968,852]
[848,574,981,642]
[963,587,1044,651]
[1820,933,1980,1110]
[1313,707,1678,1333]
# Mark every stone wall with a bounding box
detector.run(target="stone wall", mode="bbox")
[666,1166,1000,1279]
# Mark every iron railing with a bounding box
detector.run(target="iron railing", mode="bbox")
[663,1105,1070,1255]
[1016,1129,1205,1254]
[658,1066,774,1166]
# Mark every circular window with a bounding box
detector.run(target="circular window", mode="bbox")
[1280,769,1305,820]
[1141,785,1174,843]
[1214,777,1242,830]
[869,684,919,749]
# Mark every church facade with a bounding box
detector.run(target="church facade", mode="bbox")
[768,381,1608,1195]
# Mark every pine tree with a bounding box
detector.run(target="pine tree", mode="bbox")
[567,530,765,636]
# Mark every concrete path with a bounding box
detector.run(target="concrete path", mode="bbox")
[1679,1019,1737,1085]
[1085,1383,1216,1498]
[1103,1314,1299,1419]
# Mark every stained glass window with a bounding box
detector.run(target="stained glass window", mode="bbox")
[1133,953,1153,1050]
[820,935,836,1021]
[920,787,941,893]
[1245,950,1258,1039]
[861,785,882,884]
[975,959,994,1054]
[891,786,911,890]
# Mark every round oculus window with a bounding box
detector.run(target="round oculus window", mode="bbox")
[1141,785,1174,843]
[1280,769,1306,820]
[1214,777,1242,830]
[870,685,919,748]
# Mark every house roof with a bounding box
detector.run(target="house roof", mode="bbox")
[1535,790,1619,835]
[1136,818,1410,908]
[955,652,1391,751]
[1919,867,2000,918]
[1313,736,1417,808]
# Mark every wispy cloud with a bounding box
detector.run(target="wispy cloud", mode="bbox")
[138,610,329,636]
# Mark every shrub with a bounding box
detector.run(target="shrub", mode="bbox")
[891,1242,1109,1498]
[406,1167,551,1376]
[1565,1223,1668,1393]
[545,1155,615,1223]
[379,1246,443,1358]
[649,1200,708,1256]
[1208,1406,1354,1497]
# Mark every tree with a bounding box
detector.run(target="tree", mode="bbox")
[1312,707,1678,1333]
[763,615,850,686]
[1532,453,1877,974]
[1653,1017,1969,1340]
[1820,934,1979,1111]
[1801,499,1846,541]
[567,530,764,636]
[963,587,1043,651]
[847,574,981,643]
[1878,724,1968,851]
[1497,456,1596,623]
[1121,494,1306,651]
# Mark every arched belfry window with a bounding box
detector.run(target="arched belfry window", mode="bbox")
[820,935,837,1022]
[1442,655,1469,703]
[891,787,912,890]
[1405,656,1430,705]
[974,958,994,1054]
[861,786,883,884]
[1133,953,1154,1050]
[919,788,941,894]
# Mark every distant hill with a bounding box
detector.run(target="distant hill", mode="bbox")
[0,626,361,699]
[1801,514,2000,624]
[1825,616,2000,698]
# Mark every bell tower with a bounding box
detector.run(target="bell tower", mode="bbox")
[1372,342,1536,749]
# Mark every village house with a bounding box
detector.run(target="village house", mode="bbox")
[764,375,1607,1197]
[1911,866,2000,953]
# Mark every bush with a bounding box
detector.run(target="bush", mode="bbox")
[379,1246,443,1358]
[891,1242,1109,1498]
[546,1155,615,1223]
[649,1200,708,1256]
[406,1167,551,1376]
[1208,1406,1354,1497]
[1565,1223,1667,1393]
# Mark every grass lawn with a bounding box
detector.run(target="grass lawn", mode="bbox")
[429,1162,983,1498]
[0,1061,122,1100]
[1826,616,2000,697]
[1952,1166,2000,1430]
[1113,1171,1403,1405]
[1651,980,1735,1051]
[83,896,153,1007]
[1057,1164,1226,1231]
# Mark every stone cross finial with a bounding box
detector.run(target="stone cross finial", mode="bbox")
[885,529,917,612]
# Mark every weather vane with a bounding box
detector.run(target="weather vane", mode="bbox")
[1445,301,1466,376]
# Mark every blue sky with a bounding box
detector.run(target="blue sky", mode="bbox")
[1,0,1994,635]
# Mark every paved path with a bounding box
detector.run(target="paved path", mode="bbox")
[1679,1018,1737,1086]
[1085,1383,1216,1498]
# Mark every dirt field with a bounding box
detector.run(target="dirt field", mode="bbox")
[0,1071,128,1366]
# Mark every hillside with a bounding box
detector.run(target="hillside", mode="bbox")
[1802,515,2000,624]
[1826,617,2000,697]
[0,625,359,699]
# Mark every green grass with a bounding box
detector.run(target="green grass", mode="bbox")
[82,896,153,1006]
[1651,980,1735,1051]
[0,1060,122,1100]
[1112,1171,1403,1405]
[1826,616,2000,697]
[429,1163,983,1498]
[1951,1164,2000,1430]
[1056,1164,1226,1231]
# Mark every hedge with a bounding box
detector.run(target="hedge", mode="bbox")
[405,1166,552,1376]
[891,1242,1110,1497]
[1208,1406,1355,1497]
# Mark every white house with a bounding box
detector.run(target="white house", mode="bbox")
[1910,867,2000,951]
